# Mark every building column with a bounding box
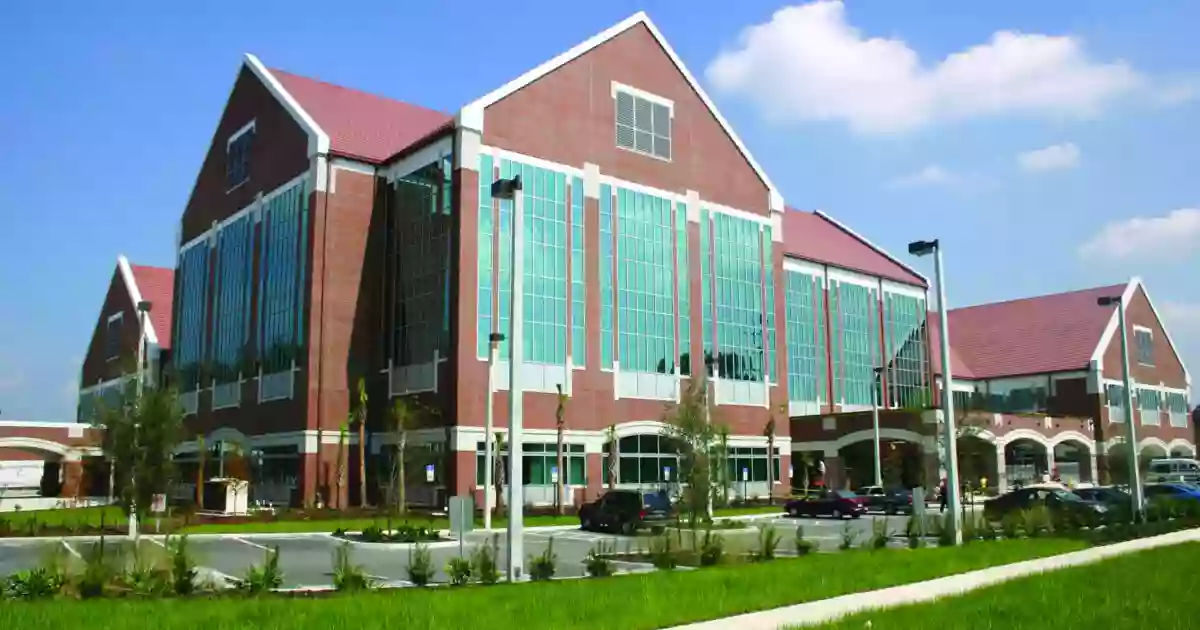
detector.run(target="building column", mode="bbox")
[1045,446,1056,482]
[996,443,1008,494]
[1088,448,1099,484]
[777,452,792,498]
[1095,452,1110,485]
[61,457,84,500]
[585,451,603,503]
[822,448,844,490]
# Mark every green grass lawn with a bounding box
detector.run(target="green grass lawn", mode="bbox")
[815,541,1200,630]
[1,506,124,528]
[0,538,1085,629]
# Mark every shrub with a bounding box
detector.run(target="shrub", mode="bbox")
[167,535,198,595]
[332,543,375,592]
[77,541,114,599]
[446,557,472,586]
[360,525,386,543]
[1000,512,1021,539]
[122,563,171,597]
[407,543,434,587]
[793,524,815,556]
[937,513,957,546]
[869,516,891,550]
[649,531,678,570]
[1021,506,1052,538]
[699,527,726,566]
[584,541,615,578]
[752,524,781,562]
[528,538,557,582]
[6,568,65,600]
[839,521,858,551]
[471,534,501,585]
[240,546,284,594]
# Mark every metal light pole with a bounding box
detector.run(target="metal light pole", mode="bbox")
[493,175,525,581]
[909,239,962,545]
[871,366,883,488]
[484,332,505,531]
[1098,295,1144,517]
[131,300,151,539]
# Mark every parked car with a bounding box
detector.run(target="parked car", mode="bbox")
[982,486,1109,522]
[1072,485,1131,508]
[1145,458,1200,485]
[785,488,867,519]
[857,486,915,515]
[578,490,673,535]
[1144,482,1200,503]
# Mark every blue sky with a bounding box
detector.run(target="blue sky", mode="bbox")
[1,0,1197,420]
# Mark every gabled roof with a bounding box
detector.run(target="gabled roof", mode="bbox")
[458,11,782,211]
[117,256,175,350]
[937,283,1126,380]
[782,208,928,287]
[269,68,452,164]
[927,315,975,379]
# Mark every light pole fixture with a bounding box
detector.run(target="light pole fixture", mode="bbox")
[1097,295,1145,517]
[135,300,153,396]
[492,174,526,581]
[908,238,962,545]
[484,331,505,531]
[872,365,884,488]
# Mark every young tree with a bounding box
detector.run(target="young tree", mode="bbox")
[554,383,568,516]
[389,397,420,516]
[765,408,779,506]
[335,419,349,510]
[605,424,618,491]
[314,422,325,509]
[661,375,721,524]
[715,424,731,506]
[493,431,507,518]
[355,378,368,508]
[195,434,206,508]
[93,383,184,519]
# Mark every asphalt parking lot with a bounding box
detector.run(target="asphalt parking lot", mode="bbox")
[0,511,944,589]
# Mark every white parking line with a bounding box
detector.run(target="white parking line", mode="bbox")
[145,537,239,586]
[60,539,83,560]
[231,536,272,552]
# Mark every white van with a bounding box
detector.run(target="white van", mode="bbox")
[1145,458,1200,484]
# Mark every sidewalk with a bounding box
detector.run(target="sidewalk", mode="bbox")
[667,527,1200,630]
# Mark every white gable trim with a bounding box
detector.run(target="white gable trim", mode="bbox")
[812,210,929,288]
[116,255,157,346]
[458,12,781,211]
[243,53,330,158]
[1089,277,1191,387]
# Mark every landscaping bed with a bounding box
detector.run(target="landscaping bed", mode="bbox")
[815,541,1200,629]
[0,538,1086,629]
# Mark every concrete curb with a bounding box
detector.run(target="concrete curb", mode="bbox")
[667,527,1200,630]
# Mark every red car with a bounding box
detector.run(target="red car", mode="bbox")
[785,489,867,519]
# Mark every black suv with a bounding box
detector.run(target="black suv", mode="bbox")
[579,490,672,535]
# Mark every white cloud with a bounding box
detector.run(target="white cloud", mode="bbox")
[1160,301,1200,333]
[1017,142,1080,172]
[706,1,1145,133]
[1078,208,1200,262]
[888,165,954,188]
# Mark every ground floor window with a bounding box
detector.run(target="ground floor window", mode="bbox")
[726,446,781,483]
[602,435,682,485]
[475,442,585,486]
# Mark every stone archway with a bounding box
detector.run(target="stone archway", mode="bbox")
[1003,437,1050,488]
[956,434,998,491]
[834,429,931,490]
[1139,438,1169,472]
[0,438,79,499]
[1168,439,1196,458]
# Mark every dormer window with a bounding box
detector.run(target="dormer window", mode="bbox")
[613,83,672,161]
[227,120,256,190]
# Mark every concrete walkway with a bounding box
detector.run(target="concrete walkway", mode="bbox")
[668,527,1200,630]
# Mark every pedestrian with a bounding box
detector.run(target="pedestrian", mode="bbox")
[937,479,948,514]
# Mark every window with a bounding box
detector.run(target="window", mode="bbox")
[174,243,210,389]
[1166,392,1189,427]
[785,269,825,404]
[1106,383,1126,422]
[258,177,309,374]
[227,121,255,189]
[830,280,879,406]
[1135,327,1154,365]
[883,292,929,409]
[708,212,770,383]
[726,446,781,484]
[1138,387,1162,426]
[606,435,681,485]
[614,85,672,160]
[475,442,585,486]
[105,312,123,361]
[616,187,676,374]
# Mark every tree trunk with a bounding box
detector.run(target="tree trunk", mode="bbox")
[314,426,324,508]
[397,431,407,516]
[494,433,506,518]
[767,432,775,506]
[358,419,368,507]
[335,430,346,510]
[556,423,565,516]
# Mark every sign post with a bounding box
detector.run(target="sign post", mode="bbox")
[449,495,475,559]
[151,493,166,534]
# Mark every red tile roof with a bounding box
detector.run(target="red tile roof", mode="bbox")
[935,283,1126,380]
[129,264,175,350]
[782,209,927,287]
[927,315,976,379]
[270,68,452,164]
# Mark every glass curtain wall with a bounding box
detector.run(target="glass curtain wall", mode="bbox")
[257,177,309,374]
[784,269,826,405]
[829,280,879,407]
[883,291,929,408]
[615,188,676,374]
[701,212,773,383]
[174,243,210,389]
[388,160,453,368]
[211,214,253,382]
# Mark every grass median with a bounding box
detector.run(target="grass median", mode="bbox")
[0,537,1084,629]
[815,541,1200,630]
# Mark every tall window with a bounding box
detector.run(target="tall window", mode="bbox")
[1138,387,1162,425]
[257,177,308,373]
[883,292,929,408]
[1106,383,1126,422]
[675,201,690,373]
[710,213,768,382]
[389,161,452,367]
[105,313,123,361]
[616,187,675,374]
[785,270,824,404]
[211,214,253,382]
[474,442,585,486]
[173,243,210,389]
[1135,328,1154,365]
[613,435,681,485]
[727,447,781,484]
[599,184,615,369]
[1166,392,1189,427]
[476,154,495,358]
[226,122,255,190]
[570,176,586,365]
[614,86,672,160]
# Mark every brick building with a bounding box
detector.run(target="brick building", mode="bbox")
[792,278,1195,493]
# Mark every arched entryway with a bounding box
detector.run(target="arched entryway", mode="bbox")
[1051,433,1095,486]
[1004,437,1050,488]
[835,429,930,490]
[1169,440,1196,458]
[956,434,998,490]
